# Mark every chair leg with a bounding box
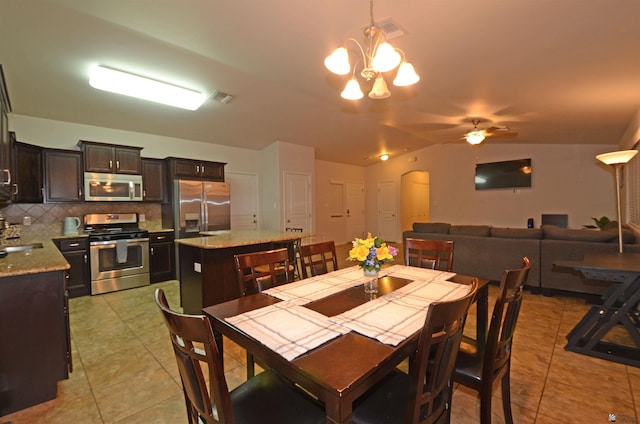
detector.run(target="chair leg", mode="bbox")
[501,367,514,424]
[479,381,493,424]
[246,351,255,379]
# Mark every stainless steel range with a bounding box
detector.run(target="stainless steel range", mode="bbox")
[85,213,150,295]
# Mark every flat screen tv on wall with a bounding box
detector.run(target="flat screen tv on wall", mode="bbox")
[475,158,532,190]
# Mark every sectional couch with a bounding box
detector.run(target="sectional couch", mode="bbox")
[402,222,640,296]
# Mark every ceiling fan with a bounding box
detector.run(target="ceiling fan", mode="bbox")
[463,119,518,145]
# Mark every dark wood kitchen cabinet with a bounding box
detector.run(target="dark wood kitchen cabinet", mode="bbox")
[79,140,142,175]
[149,231,174,283]
[0,65,12,202]
[141,157,167,202]
[44,148,83,202]
[54,237,90,298]
[12,139,43,203]
[0,269,71,416]
[166,157,225,181]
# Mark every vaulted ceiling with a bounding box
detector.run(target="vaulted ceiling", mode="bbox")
[1,0,639,165]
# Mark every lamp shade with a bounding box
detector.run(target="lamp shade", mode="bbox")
[324,47,351,75]
[341,78,364,100]
[368,76,391,99]
[596,150,638,165]
[393,62,420,86]
[371,42,401,73]
[466,131,485,145]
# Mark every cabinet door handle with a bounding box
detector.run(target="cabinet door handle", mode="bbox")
[1,169,10,186]
[196,164,200,174]
[151,247,154,255]
[109,160,113,169]
[84,254,87,263]
[12,183,18,195]
[202,164,205,174]
[116,160,120,169]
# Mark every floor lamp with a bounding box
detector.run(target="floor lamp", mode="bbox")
[595,150,638,253]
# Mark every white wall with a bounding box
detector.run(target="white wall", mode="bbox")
[364,143,619,241]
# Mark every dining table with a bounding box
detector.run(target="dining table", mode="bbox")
[203,265,490,424]
[554,252,640,367]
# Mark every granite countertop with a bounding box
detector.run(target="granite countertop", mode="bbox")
[0,237,69,278]
[176,229,311,249]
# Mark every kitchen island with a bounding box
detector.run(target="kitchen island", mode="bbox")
[0,239,71,416]
[176,230,308,313]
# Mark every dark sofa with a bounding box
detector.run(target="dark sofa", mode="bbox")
[403,222,640,296]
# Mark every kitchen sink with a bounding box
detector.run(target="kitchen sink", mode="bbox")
[3,242,44,252]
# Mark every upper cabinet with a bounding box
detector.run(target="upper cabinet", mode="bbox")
[79,140,142,175]
[12,138,43,203]
[166,157,225,182]
[0,65,13,202]
[44,149,83,203]
[141,158,167,202]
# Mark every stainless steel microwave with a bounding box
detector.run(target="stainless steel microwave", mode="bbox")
[84,173,143,201]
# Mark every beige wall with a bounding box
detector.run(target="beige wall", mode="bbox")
[363,143,619,241]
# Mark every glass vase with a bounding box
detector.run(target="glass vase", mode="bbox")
[363,269,379,294]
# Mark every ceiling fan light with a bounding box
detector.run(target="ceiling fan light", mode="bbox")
[341,78,364,100]
[466,131,485,145]
[368,76,391,99]
[393,62,420,86]
[371,42,401,72]
[324,47,351,75]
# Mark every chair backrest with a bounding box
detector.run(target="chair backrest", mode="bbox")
[234,248,292,296]
[404,238,455,272]
[155,288,233,424]
[407,279,478,423]
[483,257,531,386]
[298,240,339,278]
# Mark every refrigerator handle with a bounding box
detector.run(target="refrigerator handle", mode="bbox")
[202,189,208,232]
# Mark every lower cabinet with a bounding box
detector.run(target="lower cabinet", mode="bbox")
[150,231,175,283]
[0,270,71,416]
[54,237,91,298]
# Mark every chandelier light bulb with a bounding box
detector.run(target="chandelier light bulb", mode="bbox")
[371,42,401,73]
[324,47,351,75]
[368,76,391,99]
[393,62,420,86]
[341,78,364,100]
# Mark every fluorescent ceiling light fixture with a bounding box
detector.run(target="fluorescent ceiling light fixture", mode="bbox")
[89,66,207,110]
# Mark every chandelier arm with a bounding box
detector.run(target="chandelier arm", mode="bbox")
[344,37,368,65]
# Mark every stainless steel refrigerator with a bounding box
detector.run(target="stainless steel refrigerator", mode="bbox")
[172,180,230,238]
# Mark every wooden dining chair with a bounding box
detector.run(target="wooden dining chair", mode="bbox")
[452,257,532,424]
[234,248,292,297]
[234,247,292,378]
[351,279,479,424]
[298,240,339,278]
[404,238,455,272]
[154,288,325,424]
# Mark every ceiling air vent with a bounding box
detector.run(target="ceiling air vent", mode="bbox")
[212,90,233,104]
[376,18,405,40]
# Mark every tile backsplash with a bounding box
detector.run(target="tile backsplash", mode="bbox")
[0,202,164,238]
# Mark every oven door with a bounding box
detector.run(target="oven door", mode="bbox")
[90,239,149,281]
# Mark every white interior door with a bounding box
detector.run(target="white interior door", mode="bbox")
[284,171,312,232]
[346,182,365,242]
[378,180,398,242]
[227,172,259,230]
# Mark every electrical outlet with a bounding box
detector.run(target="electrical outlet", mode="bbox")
[23,216,31,226]
[139,214,145,222]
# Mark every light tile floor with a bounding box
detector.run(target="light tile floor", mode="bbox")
[2,244,639,423]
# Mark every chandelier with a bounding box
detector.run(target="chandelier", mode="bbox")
[324,0,419,100]
[465,120,486,145]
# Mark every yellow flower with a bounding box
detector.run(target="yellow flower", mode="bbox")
[361,233,375,249]
[349,245,370,262]
[376,244,393,261]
